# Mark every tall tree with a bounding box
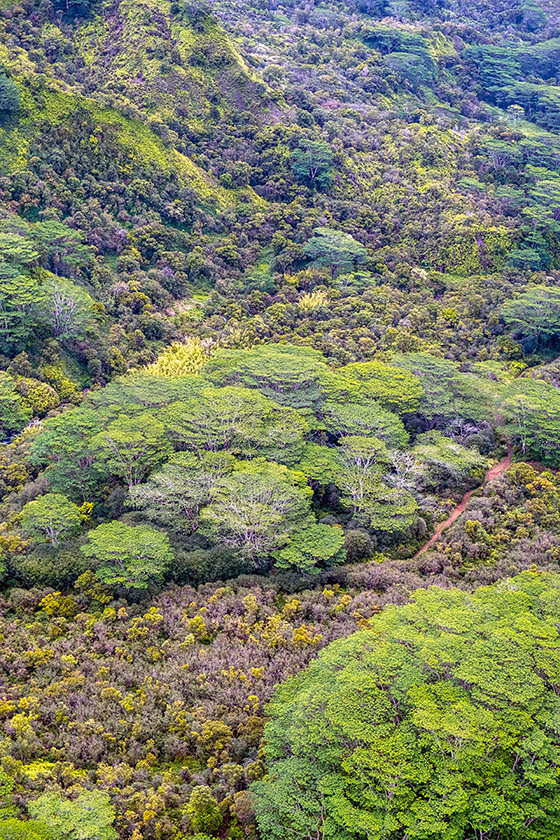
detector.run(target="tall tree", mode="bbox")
[291,140,335,190]
[31,221,91,277]
[129,450,236,532]
[20,493,82,546]
[31,408,108,500]
[0,74,20,113]
[91,414,171,492]
[273,522,346,574]
[392,353,490,424]
[28,790,117,840]
[40,277,94,343]
[502,379,560,463]
[412,431,487,489]
[252,571,560,840]
[164,387,307,465]
[0,264,44,351]
[199,460,312,561]
[326,360,423,415]
[202,344,330,411]
[502,286,560,348]
[81,521,173,589]
[322,400,409,448]
[304,228,368,280]
[0,372,32,439]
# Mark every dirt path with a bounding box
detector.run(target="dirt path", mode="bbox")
[414,443,514,558]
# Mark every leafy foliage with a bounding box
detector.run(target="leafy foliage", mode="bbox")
[202,344,330,410]
[304,228,369,280]
[144,339,209,377]
[2,0,560,836]
[20,493,82,546]
[199,460,313,559]
[502,286,560,347]
[253,571,560,840]
[90,414,171,491]
[0,373,32,440]
[0,74,20,113]
[81,521,173,588]
[291,140,335,190]
[502,379,560,463]
[28,791,117,840]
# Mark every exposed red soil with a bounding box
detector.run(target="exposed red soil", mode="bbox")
[414,443,514,558]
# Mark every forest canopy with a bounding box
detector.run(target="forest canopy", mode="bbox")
[252,571,560,840]
[1,0,560,836]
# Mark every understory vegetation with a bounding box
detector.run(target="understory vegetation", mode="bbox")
[1,0,560,835]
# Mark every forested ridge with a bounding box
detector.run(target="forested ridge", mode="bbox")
[1,0,560,836]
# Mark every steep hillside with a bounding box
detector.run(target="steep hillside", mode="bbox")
[0,0,271,126]
[0,0,271,394]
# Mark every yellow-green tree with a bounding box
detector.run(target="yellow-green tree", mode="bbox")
[253,571,560,840]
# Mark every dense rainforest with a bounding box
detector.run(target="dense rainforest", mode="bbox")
[1,0,560,836]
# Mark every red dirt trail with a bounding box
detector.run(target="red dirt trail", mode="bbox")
[414,443,514,558]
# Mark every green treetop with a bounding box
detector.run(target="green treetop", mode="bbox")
[0,232,39,265]
[412,431,487,489]
[0,372,32,439]
[164,386,307,465]
[129,450,236,533]
[20,493,83,546]
[336,439,417,533]
[199,459,312,563]
[296,442,344,487]
[0,263,44,351]
[0,74,20,113]
[86,372,204,411]
[0,770,53,839]
[527,178,560,231]
[322,400,409,448]
[502,286,560,347]
[502,378,560,464]
[326,360,423,415]
[253,571,560,840]
[31,407,109,500]
[291,139,335,190]
[304,228,368,280]
[28,790,117,840]
[91,413,171,492]
[273,522,346,574]
[0,819,54,839]
[185,786,222,835]
[202,344,330,411]
[81,521,173,588]
[31,221,92,277]
[392,353,489,423]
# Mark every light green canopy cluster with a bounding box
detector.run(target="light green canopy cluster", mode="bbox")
[253,571,560,840]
